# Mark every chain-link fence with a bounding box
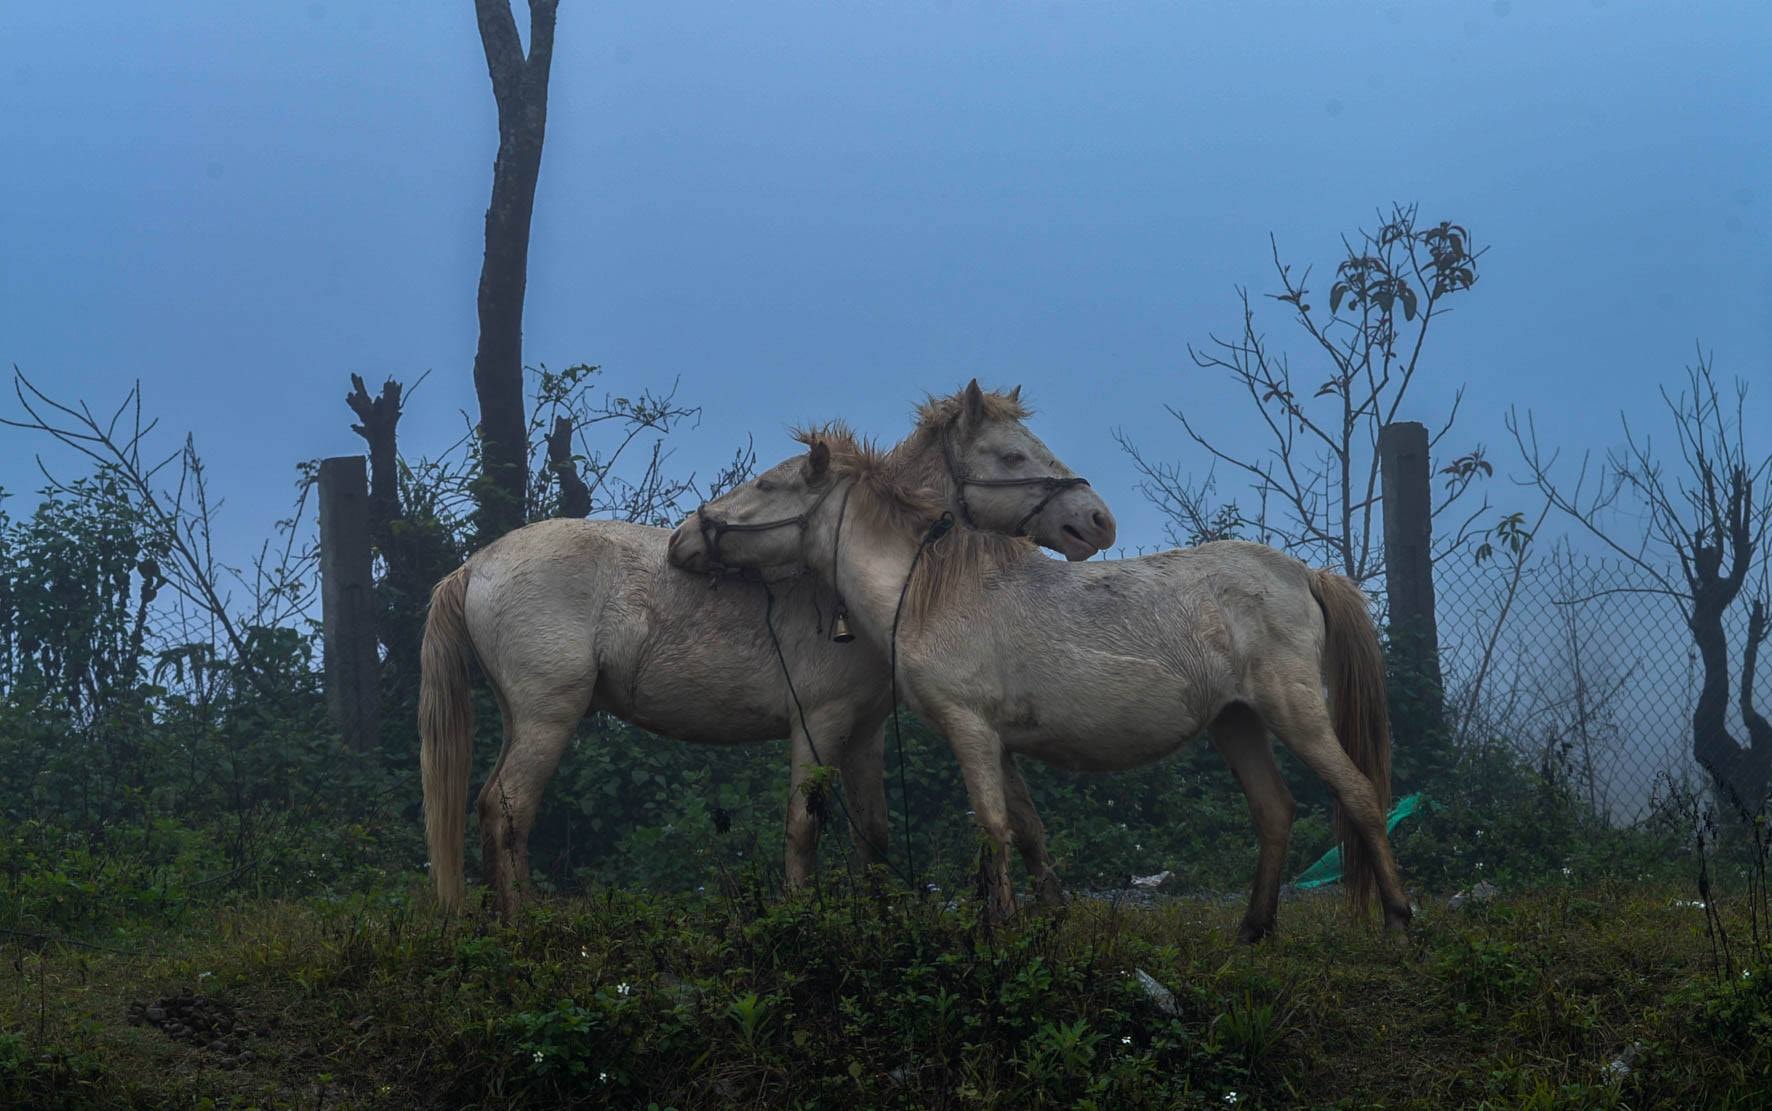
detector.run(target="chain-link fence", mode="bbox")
[1434,542,1759,824]
[1113,528,1759,829]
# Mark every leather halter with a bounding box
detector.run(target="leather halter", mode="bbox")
[694,475,842,575]
[940,424,1092,536]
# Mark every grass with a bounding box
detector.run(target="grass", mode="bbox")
[2,877,1768,1109]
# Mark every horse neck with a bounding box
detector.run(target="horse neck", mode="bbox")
[807,485,929,653]
[885,424,962,520]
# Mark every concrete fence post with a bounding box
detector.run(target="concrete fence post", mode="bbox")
[1379,421,1444,735]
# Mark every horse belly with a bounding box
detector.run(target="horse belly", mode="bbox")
[1003,681,1209,773]
[595,649,789,745]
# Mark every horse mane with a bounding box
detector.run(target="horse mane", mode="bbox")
[791,420,1033,625]
[887,385,1033,495]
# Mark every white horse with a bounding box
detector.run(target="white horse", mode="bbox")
[669,430,1412,939]
[420,382,1116,917]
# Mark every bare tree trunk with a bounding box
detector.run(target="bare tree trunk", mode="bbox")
[1694,582,1772,811]
[345,374,426,691]
[546,415,591,517]
[472,0,561,543]
[318,457,381,752]
[1687,468,1772,812]
[1742,598,1772,779]
[346,374,403,558]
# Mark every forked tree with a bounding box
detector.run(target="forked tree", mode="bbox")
[1120,204,1491,586]
[470,0,561,544]
[1512,352,1772,811]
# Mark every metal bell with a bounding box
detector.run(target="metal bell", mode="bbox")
[831,603,855,644]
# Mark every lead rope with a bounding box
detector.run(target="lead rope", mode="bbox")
[760,578,915,888]
[888,511,957,891]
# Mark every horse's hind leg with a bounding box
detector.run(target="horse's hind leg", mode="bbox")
[1001,753,1063,907]
[1256,679,1411,932]
[1209,703,1296,943]
[476,707,580,920]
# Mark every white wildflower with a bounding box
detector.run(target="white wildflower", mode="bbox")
[1121,1035,1132,1045]
[617,982,632,996]
[532,1050,545,1064]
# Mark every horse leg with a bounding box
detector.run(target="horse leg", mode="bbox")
[1209,703,1296,943]
[942,713,1018,922]
[476,709,578,921]
[1001,753,1063,907]
[783,707,857,889]
[475,691,517,914]
[783,726,821,890]
[836,719,891,875]
[1258,679,1412,932]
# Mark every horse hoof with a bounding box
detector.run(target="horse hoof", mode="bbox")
[1034,875,1068,909]
[1235,920,1275,945]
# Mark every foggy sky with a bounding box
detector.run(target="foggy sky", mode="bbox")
[3,1,1768,568]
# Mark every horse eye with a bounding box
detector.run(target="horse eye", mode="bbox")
[1001,452,1027,466]
[756,480,775,492]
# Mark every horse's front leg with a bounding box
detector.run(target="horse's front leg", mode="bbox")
[1001,752,1064,908]
[783,707,856,889]
[942,712,1018,923]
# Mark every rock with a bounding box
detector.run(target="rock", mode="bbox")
[1604,1041,1643,1080]
[1134,968,1181,1017]
[1448,880,1499,910]
[145,1005,166,1024]
[1132,870,1173,889]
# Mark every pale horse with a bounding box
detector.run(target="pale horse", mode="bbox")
[668,430,1412,940]
[418,381,1117,917]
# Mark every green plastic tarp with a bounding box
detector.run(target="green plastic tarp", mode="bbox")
[1290,792,1429,890]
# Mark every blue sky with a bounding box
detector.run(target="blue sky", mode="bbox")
[3,0,1768,567]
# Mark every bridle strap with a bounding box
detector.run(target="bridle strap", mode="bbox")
[696,477,840,574]
[940,424,1091,536]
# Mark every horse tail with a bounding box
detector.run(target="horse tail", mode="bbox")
[420,564,476,910]
[1311,568,1392,914]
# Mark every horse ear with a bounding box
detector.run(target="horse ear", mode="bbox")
[807,440,831,478]
[1008,385,1022,403]
[962,378,986,424]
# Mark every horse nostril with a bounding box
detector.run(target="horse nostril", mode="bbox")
[1092,510,1110,530]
